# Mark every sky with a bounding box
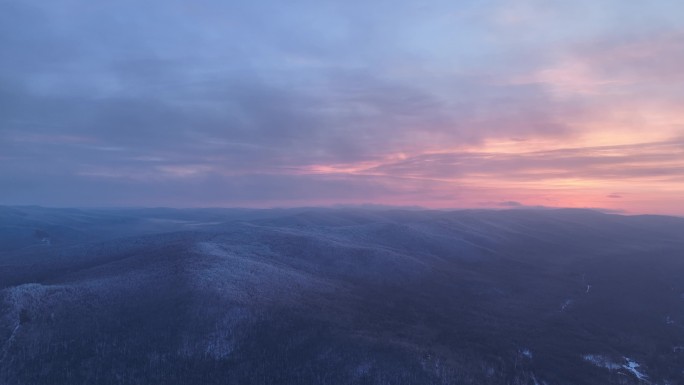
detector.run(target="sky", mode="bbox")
[1,0,683,214]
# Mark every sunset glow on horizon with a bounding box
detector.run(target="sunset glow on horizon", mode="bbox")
[2,1,683,214]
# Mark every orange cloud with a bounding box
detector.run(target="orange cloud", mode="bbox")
[284,137,684,215]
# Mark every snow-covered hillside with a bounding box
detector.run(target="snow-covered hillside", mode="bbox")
[1,207,684,385]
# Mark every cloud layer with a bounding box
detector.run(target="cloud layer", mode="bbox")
[1,0,683,214]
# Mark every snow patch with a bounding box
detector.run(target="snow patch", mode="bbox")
[0,324,21,363]
[353,362,373,377]
[191,241,339,305]
[560,299,573,311]
[531,373,542,385]
[583,354,621,370]
[583,354,649,382]
[624,358,648,382]
[195,242,236,258]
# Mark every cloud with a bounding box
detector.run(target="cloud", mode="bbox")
[1,0,684,214]
[360,139,684,183]
[497,201,524,207]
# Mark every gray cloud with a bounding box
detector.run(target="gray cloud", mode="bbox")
[497,201,524,207]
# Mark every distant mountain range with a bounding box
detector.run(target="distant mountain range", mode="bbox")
[1,206,683,384]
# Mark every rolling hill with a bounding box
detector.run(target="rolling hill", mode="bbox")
[1,207,683,384]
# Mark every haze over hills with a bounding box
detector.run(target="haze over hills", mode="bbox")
[1,206,684,385]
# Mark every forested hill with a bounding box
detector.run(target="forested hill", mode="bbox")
[1,207,684,384]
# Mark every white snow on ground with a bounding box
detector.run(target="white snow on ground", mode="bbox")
[196,241,235,258]
[560,299,573,311]
[531,373,540,385]
[1,284,67,361]
[583,354,622,370]
[583,354,650,382]
[353,362,373,378]
[191,241,340,305]
[623,358,649,381]
[0,324,21,363]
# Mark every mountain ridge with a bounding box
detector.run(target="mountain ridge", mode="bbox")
[1,207,683,384]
